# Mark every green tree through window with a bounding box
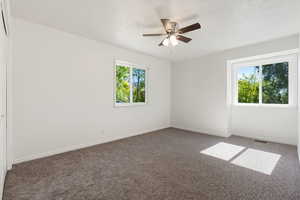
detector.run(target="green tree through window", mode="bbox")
[237,62,289,104]
[116,65,130,103]
[262,62,288,104]
[115,63,147,105]
[238,66,259,103]
[133,68,146,103]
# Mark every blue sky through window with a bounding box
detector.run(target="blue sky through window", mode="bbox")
[238,66,259,80]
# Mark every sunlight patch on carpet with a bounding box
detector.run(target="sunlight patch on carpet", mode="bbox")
[200,142,246,161]
[231,148,281,175]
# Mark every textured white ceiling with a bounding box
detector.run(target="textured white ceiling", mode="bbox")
[10,0,300,61]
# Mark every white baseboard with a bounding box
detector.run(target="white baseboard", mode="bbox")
[0,169,7,200]
[171,126,230,138]
[231,131,296,146]
[13,126,170,164]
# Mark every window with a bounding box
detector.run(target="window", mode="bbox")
[238,66,259,103]
[237,63,289,104]
[262,62,288,104]
[132,68,146,103]
[231,51,298,106]
[115,61,147,106]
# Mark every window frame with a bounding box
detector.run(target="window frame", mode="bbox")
[231,51,298,107]
[114,60,148,107]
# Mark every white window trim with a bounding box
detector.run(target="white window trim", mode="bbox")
[114,60,148,107]
[227,49,299,108]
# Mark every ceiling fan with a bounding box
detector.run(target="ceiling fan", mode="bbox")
[142,19,201,47]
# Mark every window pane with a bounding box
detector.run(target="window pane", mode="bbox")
[238,66,259,103]
[116,65,130,103]
[133,68,146,103]
[262,62,288,104]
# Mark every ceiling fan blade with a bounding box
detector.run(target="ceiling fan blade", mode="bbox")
[158,40,164,46]
[177,23,201,34]
[176,35,192,43]
[143,33,166,37]
[160,19,170,32]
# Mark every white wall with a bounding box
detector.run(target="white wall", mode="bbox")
[171,55,228,137]
[298,33,300,159]
[11,19,171,163]
[231,106,297,145]
[0,24,6,200]
[171,35,299,144]
[0,33,7,198]
[0,0,9,197]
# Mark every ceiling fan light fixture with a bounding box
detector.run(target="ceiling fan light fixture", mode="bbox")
[142,19,201,47]
[170,35,178,46]
[162,38,169,46]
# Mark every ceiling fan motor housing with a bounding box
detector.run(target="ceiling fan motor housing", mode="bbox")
[166,22,178,34]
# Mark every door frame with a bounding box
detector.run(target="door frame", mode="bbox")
[0,0,12,170]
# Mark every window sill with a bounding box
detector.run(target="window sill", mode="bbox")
[232,103,296,108]
[114,102,147,108]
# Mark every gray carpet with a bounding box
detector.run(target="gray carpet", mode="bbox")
[3,128,300,200]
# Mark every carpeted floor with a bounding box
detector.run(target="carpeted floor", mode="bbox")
[3,128,300,200]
